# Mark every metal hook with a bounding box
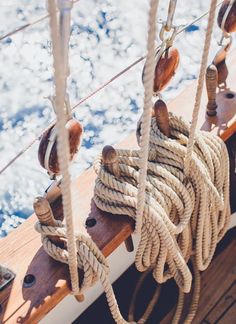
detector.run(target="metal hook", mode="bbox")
[159,24,179,47]
[218,32,233,47]
[46,94,72,120]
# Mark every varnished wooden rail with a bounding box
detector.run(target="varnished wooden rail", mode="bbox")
[0,50,236,323]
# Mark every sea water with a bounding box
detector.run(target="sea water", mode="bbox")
[0,0,231,236]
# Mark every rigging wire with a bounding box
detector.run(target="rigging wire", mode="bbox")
[0,0,224,175]
[0,0,80,42]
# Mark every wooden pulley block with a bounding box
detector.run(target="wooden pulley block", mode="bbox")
[38,118,83,176]
[143,46,180,93]
[218,0,236,33]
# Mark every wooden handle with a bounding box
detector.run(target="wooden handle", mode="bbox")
[206,64,218,117]
[154,99,170,137]
[102,145,134,252]
[33,196,63,247]
[218,0,236,33]
[124,235,134,252]
[34,197,85,302]
[213,45,230,87]
[102,145,121,177]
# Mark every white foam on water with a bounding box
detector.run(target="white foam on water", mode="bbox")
[0,0,232,236]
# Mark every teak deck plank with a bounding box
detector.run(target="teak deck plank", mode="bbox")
[218,301,236,324]
[193,233,236,323]
[203,281,236,323]
[160,229,236,324]
[1,50,236,323]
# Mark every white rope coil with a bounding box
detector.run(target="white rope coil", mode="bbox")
[35,113,230,323]
[35,220,130,323]
[93,114,230,292]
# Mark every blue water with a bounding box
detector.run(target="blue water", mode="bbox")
[0,0,228,236]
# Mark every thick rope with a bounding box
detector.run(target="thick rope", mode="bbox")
[184,0,218,176]
[47,0,80,295]
[36,114,230,323]
[136,0,160,234]
[93,114,230,322]
[35,220,130,323]
[128,267,161,323]
[166,0,177,31]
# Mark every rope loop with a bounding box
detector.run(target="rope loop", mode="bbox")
[35,220,109,292]
[159,23,179,47]
[94,113,230,290]
[35,220,133,323]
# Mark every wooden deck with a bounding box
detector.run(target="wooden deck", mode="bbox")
[76,228,236,324]
[0,49,236,323]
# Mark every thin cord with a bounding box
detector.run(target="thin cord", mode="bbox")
[0,1,224,176]
[0,0,80,42]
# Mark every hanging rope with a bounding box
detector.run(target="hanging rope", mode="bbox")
[135,0,160,234]
[165,0,177,31]
[184,0,218,176]
[47,0,80,296]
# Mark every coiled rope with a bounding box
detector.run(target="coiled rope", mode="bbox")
[93,114,230,318]
[92,0,230,321]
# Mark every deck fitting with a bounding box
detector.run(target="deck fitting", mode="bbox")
[0,265,15,291]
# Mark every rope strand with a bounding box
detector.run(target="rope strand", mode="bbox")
[184,0,218,176]
[48,0,80,295]
[92,114,230,321]
[136,0,160,234]
[0,0,80,42]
